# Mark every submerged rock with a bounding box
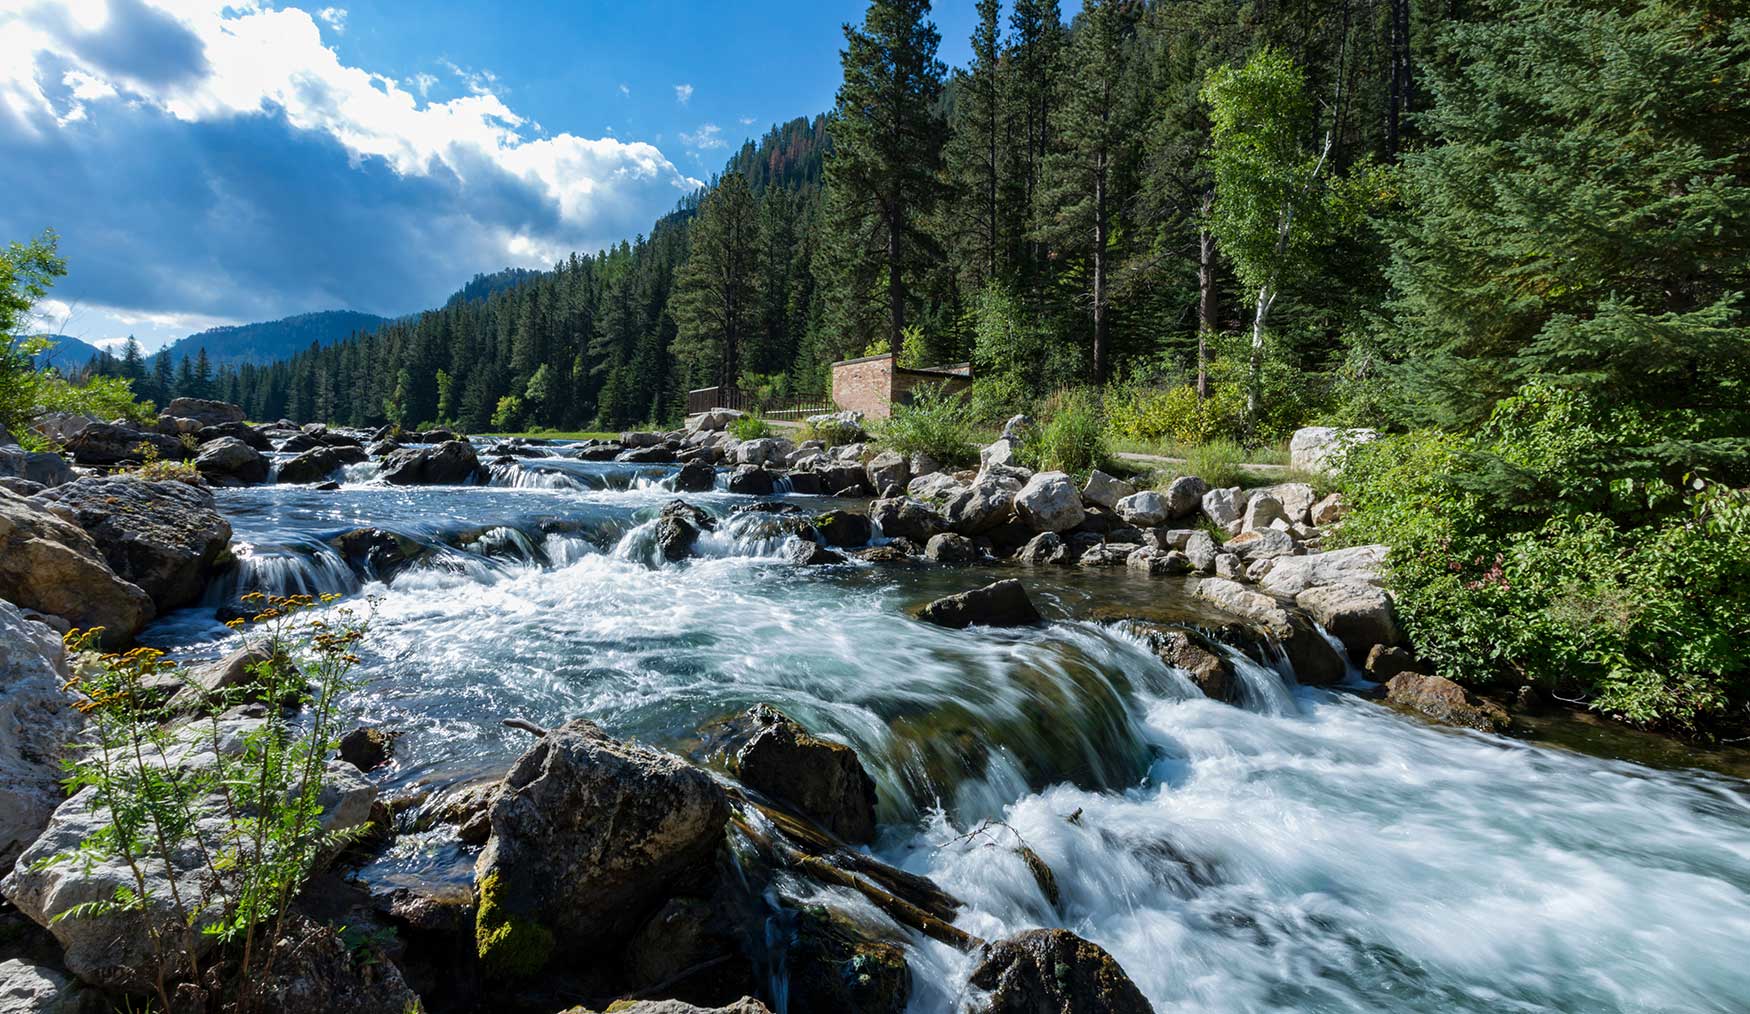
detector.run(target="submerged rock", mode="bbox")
[967,928,1154,1014]
[655,500,717,562]
[473,719,729,976]
[1132,623,1237,703]
[916,579,1042,629]
[278,446,343,484]
[0,488,153,647]
[34,477,232,615]
[1384,672,1511,733]
[0,601,85,871]
[674,460,717,492]
[783,907,910,1014]
[731,704,877,843]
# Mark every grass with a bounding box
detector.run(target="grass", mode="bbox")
[1109,435,1291,466]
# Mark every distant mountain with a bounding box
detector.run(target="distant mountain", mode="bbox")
[159,309,390,366]
[18,334,115,372]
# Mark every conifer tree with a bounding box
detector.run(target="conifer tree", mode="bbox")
[673,172,760,392]
[943,0,1005,292]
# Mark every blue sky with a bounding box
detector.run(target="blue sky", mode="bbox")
[0,0,1009,352]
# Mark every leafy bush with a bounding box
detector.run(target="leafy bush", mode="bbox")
[490,394,527,432]
[1336,391,1750,735]
[1019,388,1110,478]
[1176,439,1249,490]
[877,381,977,467]
[54,594,374,1010]
[728,412,772,441]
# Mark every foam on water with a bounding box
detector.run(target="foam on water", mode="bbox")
[146,471,1750,1013]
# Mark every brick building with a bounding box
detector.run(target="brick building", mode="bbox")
[829,353,973,420]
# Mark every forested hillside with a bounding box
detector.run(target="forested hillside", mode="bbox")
[160,310,390,367]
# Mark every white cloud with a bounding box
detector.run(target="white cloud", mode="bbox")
[679,123,724,151]
[738,115,754,126]
[316,6,346,32]
[673,82,692,105]
[617,82,629,97]
[0,1,702,262]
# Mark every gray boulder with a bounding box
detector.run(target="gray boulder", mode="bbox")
[673,461,716,492]
[379,440,484,485]
[163,398,245,428]
[730,705,878,843]
[945,476,1017,535]
[0,489,153,647]
[1162,475,1208,518]
[1213,553,1246,580]
[27,412,96,446]
[916,579,1042,629]
[193,436,268,486]
[63,423,185,467]
[654,500,717,562]
[1125,546,1191,577]
[871,497,948,542]
[1114,490,1168,527]
[1384,672,1510,733]
[277,447,342,484]
[1016,531,1066,566]
[196,420,271,451]
[924,532,980,563]
[1081,470,1135,510]
[1296,582,1403,660]
[1200,486,1245,528]
[1310,492,1347,526]
[727,465,778,495]
[1001,414,1035,443]
[0,602,84,871]
[1242,494,1288,532]
[1014,471,1084,533]
[1247,482,1317,525]
[814,509,874,547]
[1132,624,1235,702]
[1258,544,1388,597]
[474,720,730,974]
[979,438,1018,469]
[1290,426,1378,475]
[865,449,910,497]
[0,958,98,1014]
[1183,530,1219,573]
[0,446,73,489]
[1226,527,1297,562]
[33,477,232,614]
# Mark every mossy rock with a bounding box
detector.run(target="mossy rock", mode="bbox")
[785,906,909,1014]
[475,869,555,978]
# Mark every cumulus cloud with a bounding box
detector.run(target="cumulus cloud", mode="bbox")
[316,6,346,33]
[673,82,692,105]
[617,82,629,97]
[0,0,702,327]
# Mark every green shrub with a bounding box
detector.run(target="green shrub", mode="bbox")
[877,381,977,467]
[728,412,773,441]
[1336,400,1750,735]
[1020,388,1110,478]
[1176,439,1249,490]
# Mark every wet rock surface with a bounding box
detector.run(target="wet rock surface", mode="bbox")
[1385,672,1511,733]
[916,579,1042,629]
[966,928,1154,1014]
[33,477,232,614]
[728,705,877,843]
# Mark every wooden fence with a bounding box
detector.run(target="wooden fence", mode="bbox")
[686,386,833,420]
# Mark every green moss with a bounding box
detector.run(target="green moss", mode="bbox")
[474,869,554,978]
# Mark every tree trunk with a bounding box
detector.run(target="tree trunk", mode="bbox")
[886,201,906,351]
[1386,0,1412,159]
[1091,158,1109,385]
[1197,190,1217,403]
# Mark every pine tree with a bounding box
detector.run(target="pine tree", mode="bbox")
[821,0,948,352]
[942,0,1004,292]
[1036,0,1140,384]
[1388,0,1750,488]
[673,173,761,392]
[192,347,214,400]
[1003,0,1065,286]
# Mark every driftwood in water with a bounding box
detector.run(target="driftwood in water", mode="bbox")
[729,788,980,952]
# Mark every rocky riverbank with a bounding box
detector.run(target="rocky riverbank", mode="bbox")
[0,401,1587,1012]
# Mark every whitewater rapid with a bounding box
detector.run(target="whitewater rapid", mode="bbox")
[142,460,1750,1013]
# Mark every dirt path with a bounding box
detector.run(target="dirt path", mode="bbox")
[1114,451,1287,474]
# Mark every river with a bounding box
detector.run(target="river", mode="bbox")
[139,451,1750,1013]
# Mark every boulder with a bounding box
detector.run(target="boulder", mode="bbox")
[1114,491,1168,527]
[1162,475,1208,518]
[865,450,910,497]
[1001,414,1036,443]
[817,463,869,496]
[923,532,980,563]
[655,500,717,562]
[1,722,375,991]
[27,412,96,446]
[945,477,1017,535]
[339,727,398,771]
[1225,528,1297,562]
[197,420,271,451]
[907,450,940,480]
[63,423,186,467]
[726,465,777,495]
[803,409,865,444]
[979,438,1018,469]
[620,896,752,999]
[1200,486,1245,529]
[1014,471,1085,533]
[234,918,420,1014]
[730,705,877,843]
[0,958,97,1014]
[733,437,794,468]
[1365,644,1419,681]
[1082,470,1135,510]
[814,509,874,548]
[379,440,484,485]
[916,579,1042,629]
[871,497,948,542]
[966,928,1153,1014]
[566,1000,771,1014]
[687,408,744,432]
[166,642,279,711]
[1384,672,1510,733]
[34,477,232,614]
[619,444,679,464]
[1192,578,1292,637]
[1310,492,1347,526]
[784,907,909,1014]
[673,461,717,493]
[1125,547,1191,577]
[1016,531,1066,566]
[1247,482,1317,525]
[0,445,74,489]
[163,398,245,428]
[193,436,268,486]
[1241,494,1288,532]
[1134,624,1235,702]
[1213,553,1246,580]
[1182,530,1218,573]
[1296,582,1403,661]
[908,471,964,502]
[0,602,84,871]
[278,447,342,485]
[621,431,666,449]
[0,489,153,646]
[1289,426,1378,475]
[1258,544,1388,597]
[473,720,730,975]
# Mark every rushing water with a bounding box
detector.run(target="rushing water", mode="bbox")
[143,451,1750,1013]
